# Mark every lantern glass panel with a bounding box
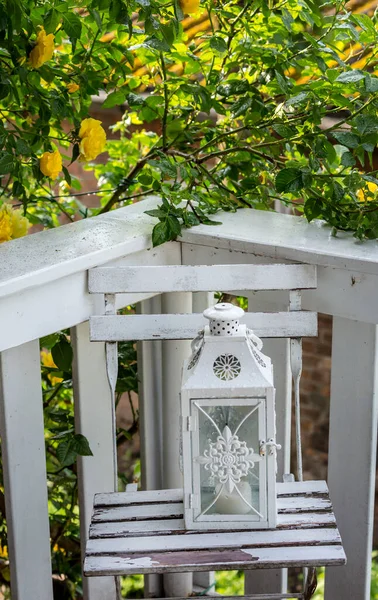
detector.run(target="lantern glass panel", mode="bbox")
[191,398,266,522]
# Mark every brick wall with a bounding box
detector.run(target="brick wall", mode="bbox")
[300,314,332,482]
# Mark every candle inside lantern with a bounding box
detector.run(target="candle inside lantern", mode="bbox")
[214,481,252,515]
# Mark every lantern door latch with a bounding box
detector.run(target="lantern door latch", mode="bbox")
[188,493,199,509]
[182,415,196,432]
[260,438,282,456]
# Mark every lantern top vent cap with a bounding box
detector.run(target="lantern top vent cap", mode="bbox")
[204,303,244,321]
[203,303,244,336]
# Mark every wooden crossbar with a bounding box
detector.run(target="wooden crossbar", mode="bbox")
[88,264,317,294]
[89,311,318,341]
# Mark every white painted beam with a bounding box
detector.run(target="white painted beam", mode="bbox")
[183,242,378,325]
[88,264,317,294]
[0,196,164,299]
[89,312,317,342]
[0,243,179,352]
[71,322,117,600]
[0,341,53,600]
[180,209,378,277]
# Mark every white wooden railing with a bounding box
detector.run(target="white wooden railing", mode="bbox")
[0,196,377,600]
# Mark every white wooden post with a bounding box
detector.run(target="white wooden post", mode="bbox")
[325,318,378,600]
[71,322,117,600]
[245,294,291,597]
[137,296,164,598]
[161,292,193,597]
[0,340,53,600]
[138,296,163,492]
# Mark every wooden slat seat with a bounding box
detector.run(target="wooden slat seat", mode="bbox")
[84,481,346,577]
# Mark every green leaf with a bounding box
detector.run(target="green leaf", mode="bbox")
[12,181,25,197]
[62,166,71,186]
[144,37,170,52]
[304,197,322,222]
[145,208,167,218]
[335,70,365,84]
[0,79,10,101]
[152,220,170,247]
[70,143,80,165]
[167,215,181,237]
[355,115,378,135]
[44,8,61,34]
[365,75,378,93]
[15,139,31,155]
[51,338,73,372]
[127,92,145,106]
[40,333,60,349]
[0,153,14,175]
[210,36,227,54]
[340,151,356,167]
[333,131,360,149]
[275,71,291,94]
[71,434,93,456]
[326,69,339,83]
[217,80,249,97]
[149,158,177,179]
[56,439,78,466]
[199,217,222,226]
[102,90,126,109]
[231,97,252,118]
[62,13,82,42]
[174,0,184,21]
[275,168,309,193]
[89,8,102,31]
[272,124,295,138]
[160,21,177,47]
[332,181,345,202]
[286,92,309,106]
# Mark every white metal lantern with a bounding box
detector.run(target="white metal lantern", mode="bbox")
[181,302,280,531]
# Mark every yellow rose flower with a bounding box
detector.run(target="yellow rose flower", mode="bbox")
[29,27,55,69]
[11,209,30,239]
[39,150,63,179]
[0,207,12,244]
[67,82,79,94]
[179,0,200,14]
[41,351,63,385]
[78,118,103,138]
[0,204,30,244]
[357,181,378,202]
[78,118,107,161]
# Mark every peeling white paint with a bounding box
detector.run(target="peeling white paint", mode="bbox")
[121,557,160,569]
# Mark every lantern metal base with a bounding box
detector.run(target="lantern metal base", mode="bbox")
[84,480,345,579]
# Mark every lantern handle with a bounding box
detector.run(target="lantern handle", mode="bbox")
[246,328,263,351]
[191,329,204,354]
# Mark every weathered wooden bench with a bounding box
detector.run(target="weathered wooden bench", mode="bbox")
[84,481,345,578]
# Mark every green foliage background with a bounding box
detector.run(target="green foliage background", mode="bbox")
[3,0,378,596]
[2,0,378,238]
